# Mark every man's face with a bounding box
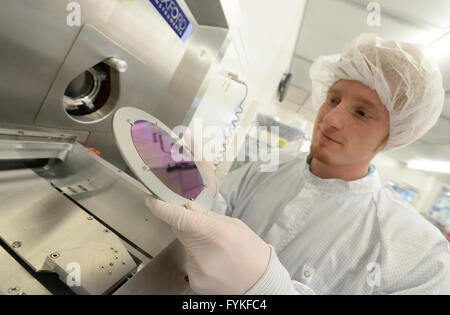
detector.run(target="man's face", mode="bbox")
[310,79,390,167]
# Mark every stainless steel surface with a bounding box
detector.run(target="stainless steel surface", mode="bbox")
[38,142,176,258]
[0,123,90,145]
[0,138,73,161]
[0,168,137,295]
[185,0,229,28]
[114,240,189,295]
[104,57,129,73]
[155,26,230,130]
[0,246,51,295]
[0,131,190,294]
[0,0,230,294]
[36,24,143,128]
[0,128,77,161]
[0,0,230,170]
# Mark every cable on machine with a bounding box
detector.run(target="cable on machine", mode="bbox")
[214,73,249,168]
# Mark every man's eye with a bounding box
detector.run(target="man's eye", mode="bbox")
[356,110,367,117]
[328,97,339,105]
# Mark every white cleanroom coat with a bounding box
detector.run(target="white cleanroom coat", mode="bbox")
[212,153,450,294]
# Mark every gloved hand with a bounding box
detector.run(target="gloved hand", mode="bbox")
[145,198,272,295]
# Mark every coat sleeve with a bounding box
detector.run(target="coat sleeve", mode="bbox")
[380,240,450,295]
[245,245,315,295]
[375,188,450,295]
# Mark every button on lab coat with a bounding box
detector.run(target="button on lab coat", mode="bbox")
[212,153,450,294]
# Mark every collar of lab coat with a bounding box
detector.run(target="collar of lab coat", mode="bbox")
[303,154,381,195]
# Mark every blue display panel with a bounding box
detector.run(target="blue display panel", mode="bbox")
[149,0,193,42]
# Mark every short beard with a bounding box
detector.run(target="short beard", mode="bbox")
[310,142,333,165]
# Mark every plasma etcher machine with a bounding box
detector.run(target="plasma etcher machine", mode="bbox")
[0,0,229,295]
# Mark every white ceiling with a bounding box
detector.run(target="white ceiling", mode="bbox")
[284,0,450,183]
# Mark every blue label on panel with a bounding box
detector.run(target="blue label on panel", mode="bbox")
[149,0,192,42]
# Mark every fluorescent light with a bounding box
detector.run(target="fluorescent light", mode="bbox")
[407,159,450,174]
[424,32,450,62]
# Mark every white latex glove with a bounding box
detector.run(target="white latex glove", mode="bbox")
[145,198,272,295]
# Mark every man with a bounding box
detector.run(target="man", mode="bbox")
[146,34,450,294]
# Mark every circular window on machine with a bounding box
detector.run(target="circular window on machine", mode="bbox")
[63,62,112,118]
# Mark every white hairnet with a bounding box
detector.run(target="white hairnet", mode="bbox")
[309,33,445,151]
